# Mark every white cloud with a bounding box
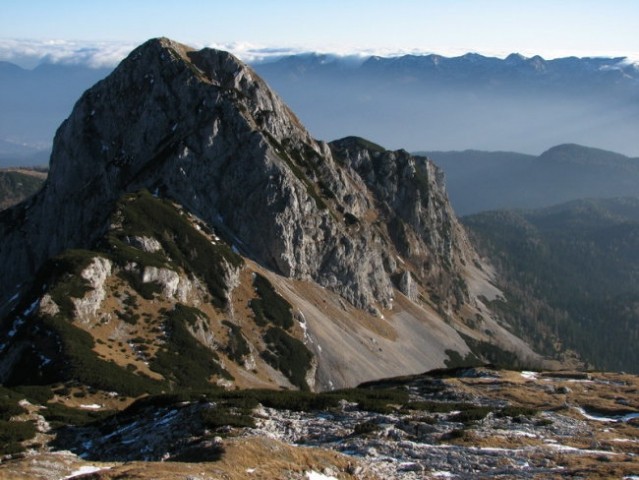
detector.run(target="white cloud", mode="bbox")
[0,38,137,69]
[1,38,637,70]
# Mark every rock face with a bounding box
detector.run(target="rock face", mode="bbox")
[0,38,468,314]
[0,38,542,393]
[73,257,112,320]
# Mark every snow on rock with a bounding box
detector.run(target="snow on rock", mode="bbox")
[575,406,639,423]
[63,465,111,479]
[305,471,338,480]
[80,404,103,410]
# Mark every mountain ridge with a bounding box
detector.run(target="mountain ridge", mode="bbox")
[425,144,639,215]
[2,48,639,159]
[0,38,541,395]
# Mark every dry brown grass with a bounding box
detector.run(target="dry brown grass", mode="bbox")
[0,438,376,480]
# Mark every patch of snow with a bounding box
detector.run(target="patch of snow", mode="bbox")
[575,406,639,423]
[39,353,52,366]
[7,317,25,337]
[5,291,20,307]
[63,466,111,479]
[246,468,256,474]
[79,404,102,410]
[548,444,621,456]
[431,472,454,478]
[24,298,40,316]
[305,471,338,480]
[520,371,538,380]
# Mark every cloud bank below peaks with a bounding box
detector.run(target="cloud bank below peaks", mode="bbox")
[1,38,637,70]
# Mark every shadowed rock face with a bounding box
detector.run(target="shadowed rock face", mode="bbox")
[0,37,471,314]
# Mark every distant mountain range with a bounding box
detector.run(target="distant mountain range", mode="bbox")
[425,144,639,215]
[252,52,639,155]
[1,51,638,164]
[0,61,111,164]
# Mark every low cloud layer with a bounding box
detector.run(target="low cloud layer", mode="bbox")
[0,38,442,68]
[3,38,637,70]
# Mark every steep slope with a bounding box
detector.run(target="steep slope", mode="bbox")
[0,38,542,395]
[426,144,639,215]
[0,168,46,210]
[464,197,639,372]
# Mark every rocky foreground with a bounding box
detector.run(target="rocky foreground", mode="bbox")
[1,366,637,479]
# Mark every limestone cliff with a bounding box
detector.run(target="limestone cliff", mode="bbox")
[0,38,543,392]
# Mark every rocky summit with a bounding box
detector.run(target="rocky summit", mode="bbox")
[0,38,570,477]
[0,37,543,395]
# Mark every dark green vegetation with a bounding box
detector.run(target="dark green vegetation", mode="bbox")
[1,190,242,395]
[246,273,313,389]
[39,315,164,396]
[261,327,313,391]
[0,384,112,455]
[124,384,410,416]
[249,273,294,330]
[0,169,46,210]
[45,249,96,317]
[108,190,243,308]
[465,197,639,372]
[0,420,36,455]
[426,145,639,215]
[151,304,232,388]
[222,320,250,363]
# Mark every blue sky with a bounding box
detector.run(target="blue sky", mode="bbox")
[1,0,638,66]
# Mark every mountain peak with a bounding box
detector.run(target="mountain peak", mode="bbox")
[0,38,476,314]
[0,38,540,395]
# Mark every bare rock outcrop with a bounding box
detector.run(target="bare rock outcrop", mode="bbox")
[73,256,112,321]
[0,38,472,313]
